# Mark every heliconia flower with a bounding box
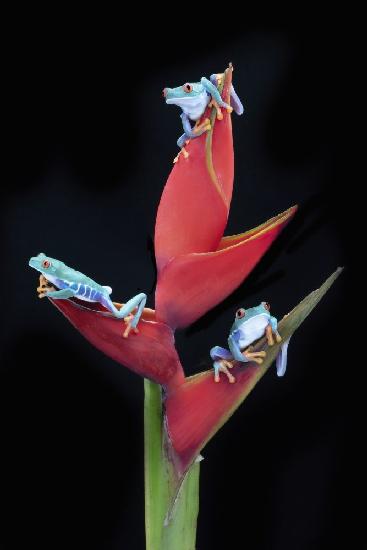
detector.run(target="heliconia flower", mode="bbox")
[154,66,297,329]
[33,65,342,549]
[49,298,185,388]
[44,65,296,388]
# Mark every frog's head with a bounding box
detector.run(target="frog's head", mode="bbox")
[29,253,65,277]
[163,82,205,108]
[232,302,271,330]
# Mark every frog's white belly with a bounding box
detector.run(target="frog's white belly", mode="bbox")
[168,92,210,121]
[238,314,269,349]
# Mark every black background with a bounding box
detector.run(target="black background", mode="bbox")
[1,16,354,550]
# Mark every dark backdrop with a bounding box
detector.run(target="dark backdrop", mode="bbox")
[1,18,354,550]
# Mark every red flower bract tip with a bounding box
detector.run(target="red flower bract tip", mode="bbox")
[155,205,297,329]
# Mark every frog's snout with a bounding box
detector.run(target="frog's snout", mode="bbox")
[162,88,169,98]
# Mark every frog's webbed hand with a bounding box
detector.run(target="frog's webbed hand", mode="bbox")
[174,133,190,164]
[181,113,211,140]
[209,74,244,116]
[37,274,56,298]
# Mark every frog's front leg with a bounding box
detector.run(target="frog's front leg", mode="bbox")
[228,331,266,365]
[174,114,211,163]
[37,274,55,298]
[174,134,190,164]
[44,288,77,299]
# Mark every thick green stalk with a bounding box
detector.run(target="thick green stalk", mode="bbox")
[144,379,200,550]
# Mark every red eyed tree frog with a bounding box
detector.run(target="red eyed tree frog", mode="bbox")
[210,302,290,383]
[163,72,244,162]
[29,253,147,338]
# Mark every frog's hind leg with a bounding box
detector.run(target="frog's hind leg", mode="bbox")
[173,133,190,164]
[210,73,244,116]
[265,324,275,346]
[193,118,211,135]
[242,349,266,365]
[101,293,147,338]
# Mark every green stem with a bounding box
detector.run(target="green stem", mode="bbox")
[144,379,200,550]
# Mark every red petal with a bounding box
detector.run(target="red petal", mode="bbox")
[154,67,235,271]
[155,206,297,328]
[49,298,185,387]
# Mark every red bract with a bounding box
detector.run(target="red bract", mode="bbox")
[50,298,185,388]
[165,366,262,475]
[155,206,296,329]
[154,67,235,272]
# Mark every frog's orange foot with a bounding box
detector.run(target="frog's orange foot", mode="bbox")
[37,274,55,298]
[173,145,190,164]
[193,118,211,134]
[265,326,275,346]
[243,350,265,364]
[209,99,223,120]
[122,315,139,338]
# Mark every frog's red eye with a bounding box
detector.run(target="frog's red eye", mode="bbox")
[236,308,246,319]
[264,302,270,311]
[183,83,193,93]
[42,259,51,269]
